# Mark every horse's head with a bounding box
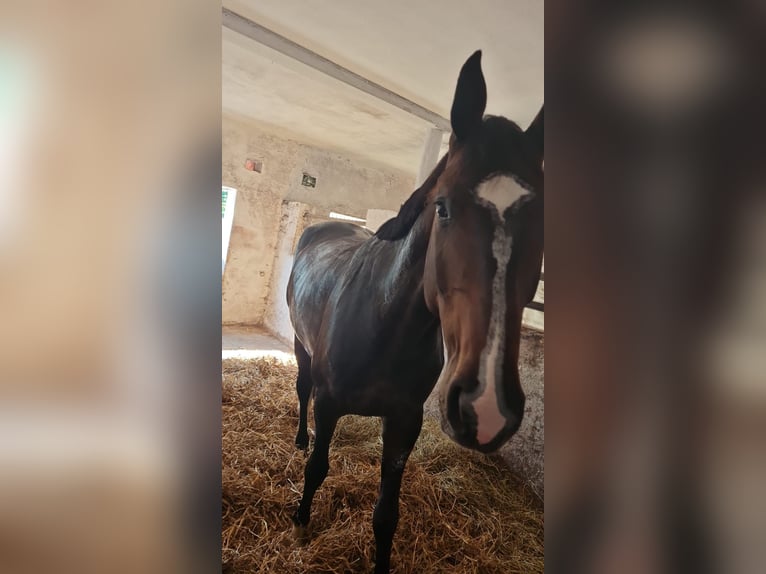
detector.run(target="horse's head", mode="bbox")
[374,51,543,452]
[426,51,543,453]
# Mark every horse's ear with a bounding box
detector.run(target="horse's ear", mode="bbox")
[450,50,487,141]
[524,105,544,165]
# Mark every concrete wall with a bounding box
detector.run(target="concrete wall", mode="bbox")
[502,329,544,497]
[222,113,415,326]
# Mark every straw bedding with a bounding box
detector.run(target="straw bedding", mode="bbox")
[222,357,543,574]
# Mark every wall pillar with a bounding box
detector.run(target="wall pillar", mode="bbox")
[416,127,444,187]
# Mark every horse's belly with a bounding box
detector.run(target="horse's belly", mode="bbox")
[325,358,442,417]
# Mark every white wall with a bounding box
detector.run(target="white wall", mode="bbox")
[262,201,307,344]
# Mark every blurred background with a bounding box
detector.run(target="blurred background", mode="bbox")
[0,1,220,573]
[545,2,765,573]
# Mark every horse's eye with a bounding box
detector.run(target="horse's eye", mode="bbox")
[434,197,450,220]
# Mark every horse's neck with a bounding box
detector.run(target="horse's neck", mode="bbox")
[374,210,434,319]
[318,214,438,382]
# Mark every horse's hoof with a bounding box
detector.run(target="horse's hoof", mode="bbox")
[292,523,309,545]
[295,435,309,450]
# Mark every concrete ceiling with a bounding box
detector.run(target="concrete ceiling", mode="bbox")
[222,0,543,175]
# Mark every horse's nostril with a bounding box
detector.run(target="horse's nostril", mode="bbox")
[446,385,464,435]
[457,377,479,394]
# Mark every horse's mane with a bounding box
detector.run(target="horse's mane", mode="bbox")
[374,153,449,241]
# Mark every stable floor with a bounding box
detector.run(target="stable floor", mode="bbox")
[222,325,293,360]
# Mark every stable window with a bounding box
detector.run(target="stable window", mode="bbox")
[222,186,237,274]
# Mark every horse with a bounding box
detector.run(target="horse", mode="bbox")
[286,50,544,573]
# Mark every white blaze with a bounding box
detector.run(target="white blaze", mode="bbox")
[471,175,530,445]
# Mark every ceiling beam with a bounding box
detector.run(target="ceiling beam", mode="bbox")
[222,8,452,132]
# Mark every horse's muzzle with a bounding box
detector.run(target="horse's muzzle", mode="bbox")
[443,378,522,453]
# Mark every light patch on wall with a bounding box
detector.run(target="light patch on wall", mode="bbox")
[222,186,237,275]
[0,45,38,254]
[244,158,262,173]
[328,211,365,223]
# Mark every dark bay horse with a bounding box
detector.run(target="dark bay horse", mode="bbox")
[286,50,544,573]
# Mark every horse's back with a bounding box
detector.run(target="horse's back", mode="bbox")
[295,220,372,256]
[288,221,372,354]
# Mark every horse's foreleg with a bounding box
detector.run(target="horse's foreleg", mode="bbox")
[294,337,313,450]
[373,409,424,574]
[292,393,338,539]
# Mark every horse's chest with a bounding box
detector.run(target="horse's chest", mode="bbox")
[318,331,442,415]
